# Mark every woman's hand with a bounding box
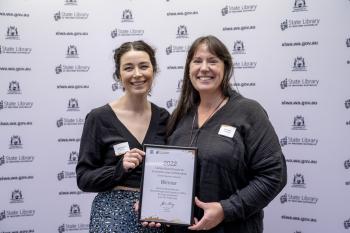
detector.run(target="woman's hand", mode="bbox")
[188,197,224,231]
[133,200,163,228]
[122,148,145,172]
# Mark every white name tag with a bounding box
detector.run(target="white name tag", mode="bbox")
[218,125,236,138]
[113,142,130,156]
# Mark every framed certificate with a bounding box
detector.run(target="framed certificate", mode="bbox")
[139,144,197,226]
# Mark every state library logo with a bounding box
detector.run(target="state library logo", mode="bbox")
[5,26,20,40]
[57,171,76,181]
[345,218,350,229]
[0,155,5,166]
[166,98,178,109]
[232,40,246,54]
[176,80,183,93]
[0,209,35,220]
[292,57,307,71]
[345,99,350,109]
[0,155,34,166]
[54,11,89,21]
[68,151,78,165]
[110,28,144,38]
[0,210,5,221]
[176,25,189,39]
[54,11,62,21]
[121,9,133,22]
[345,159,350,169]
[280,193,318,204]
[233,61,256,69]
[65,45,79,58]
[0,45,32,55]
[292,0,308,12]
[280,18,319,31]
[292,115,306,130]
[69,204,81,217]
[56,117,84,127]
[58,223,89,233]
[10,189,24,203]
[67,98,80,111]
[165,44,189,55]
[9,135,23,149]
[8,81,21,94]
[221,5,257,16]
[291,173,306,188]
[0,100,33,110]
[55,64,90,74]
[112,80,123,92]
[64,0,77,5]
[280,136,318,147]
[280,78,319,89]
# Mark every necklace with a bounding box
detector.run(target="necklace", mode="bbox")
[188,96,227,146]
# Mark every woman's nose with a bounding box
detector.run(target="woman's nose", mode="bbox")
[133,68,141,77]
[199,61,209,71]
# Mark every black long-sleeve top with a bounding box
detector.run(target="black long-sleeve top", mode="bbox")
[168,90,287,233]
[76,103,169,192]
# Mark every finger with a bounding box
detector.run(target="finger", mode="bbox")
[194,197,205,209]
[130,148,145,156]
[123,161,136,171]
[148,222,156,227]
[188,221,205,230]
[127,157,140,167]
[124,156,140,168]
[133,201,139,212]
[126,151,144,163]
[188,217,204,230]
[123,149,145,171]
[141,222,148,227]
[129,152,143,163]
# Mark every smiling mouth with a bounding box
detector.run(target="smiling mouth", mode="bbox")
[130,80,147,86]
[197,76,213,81]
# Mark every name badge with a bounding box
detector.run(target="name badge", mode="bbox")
[218,125,236,138]
[113,142,130,156]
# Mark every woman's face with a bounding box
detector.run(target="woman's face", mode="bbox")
[189,43,225,95]
[119,50,154,96]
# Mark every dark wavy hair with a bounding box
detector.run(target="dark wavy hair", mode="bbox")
[113,40,157,81]
[167,35,233,136]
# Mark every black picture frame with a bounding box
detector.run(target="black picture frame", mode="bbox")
[139,144,197,226]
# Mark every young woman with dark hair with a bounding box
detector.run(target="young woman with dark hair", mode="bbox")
[76,40,169,233]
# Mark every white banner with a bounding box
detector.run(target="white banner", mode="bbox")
[0,0,349,232]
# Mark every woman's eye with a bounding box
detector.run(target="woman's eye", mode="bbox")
[140,65,149,70]
[124,67,133,71]
[192,60,202,64]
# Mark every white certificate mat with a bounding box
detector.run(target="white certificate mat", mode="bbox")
[139,144,197,226]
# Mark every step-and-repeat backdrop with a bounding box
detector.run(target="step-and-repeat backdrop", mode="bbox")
[1,0,349,232]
